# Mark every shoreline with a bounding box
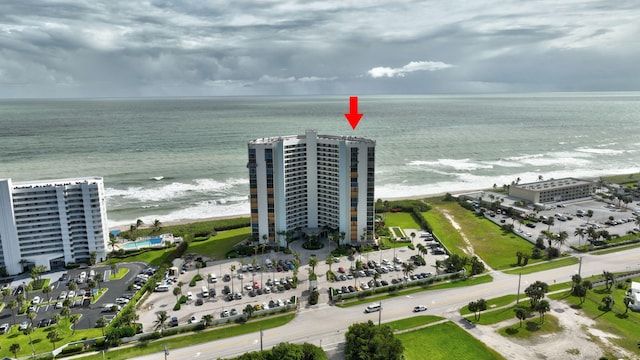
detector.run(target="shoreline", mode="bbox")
[108,190,477,232]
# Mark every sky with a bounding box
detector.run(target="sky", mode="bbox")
[1,0,639,98]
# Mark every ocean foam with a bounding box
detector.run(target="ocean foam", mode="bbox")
[407,158,494,171]
[105,178,248,202]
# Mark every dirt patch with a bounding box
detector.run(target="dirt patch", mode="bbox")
[462,300,634,359]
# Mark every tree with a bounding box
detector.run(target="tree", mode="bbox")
[516,251,523,266]
[546,216,554,231]
[95,273,104,291]
[410,232,416,245]
[602,295,615,311]
[27,310,36,327]
[230,265,236,294]
[467,301,478,321]
[202,314,214,327]
[344,321,404,360]
[173,286,182,301]
[308,256,319,275]
[243,304,255,319]
[555,231,568,249]
[623,296,632,315]
[325,255,333,273]
[475,298,487,321]
[514,307,529,327]
[154,311,169,335]
[1,286,10,302]
[70,314,81,335]
[9,343,21,358]
[571,274,582,292]
[136,219,144,229]
[574,227,586,246]
[603,271,616,291]
[47,328,61,350]
[153,219,162,232]
[23,325,35,356]
[89,251,97,266]
[109,235,119,253]
[524,281,549,308]
[60,306,70,318]
[470,256,485,275]
[402,263,415,285]
[96,316,107,336]
[536,300,550,324]
[8,300,18,325]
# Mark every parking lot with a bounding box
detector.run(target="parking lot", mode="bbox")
[137,237,449,332]
[0,263,145,333]
[486,197,640,249]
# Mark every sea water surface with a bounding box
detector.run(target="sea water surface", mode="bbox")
[1,93,639,227]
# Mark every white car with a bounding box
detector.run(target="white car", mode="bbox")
[59,291,67,300]
[187,291,193,300]
[18,321,29,331]
[32,296,41,305]
[188,315,198,324]
[68,291,76,298]
[55,301,63,309]
[413,305,427,312]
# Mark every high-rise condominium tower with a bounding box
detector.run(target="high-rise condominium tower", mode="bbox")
[0,177,109,275]
[248,130,375,247]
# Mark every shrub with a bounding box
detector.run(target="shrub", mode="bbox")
[309,290,319,305]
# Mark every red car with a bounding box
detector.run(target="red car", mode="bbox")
[338,267,346,273]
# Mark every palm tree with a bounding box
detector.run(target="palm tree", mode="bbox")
[96,316,107,336]
[51,313,60,327]
[16,294,25,308]
[153,219,162,232]
[601,295,615,311]
[308,256,319,275]
[372,271,381,287]
[202,314,214,327]
[136,219,144,229]
[109,235,119,252]
[10,343,21,358]
[475,299,487,320]
[546,216,555,231]
[173,287,181,301]
[60,306,70,318]
[514,307,528,328]
[230,265,236,294]
[623,296,632,315]
[574,227,586,247]
[47,329,61,350]
[2,286,11,302]
[402,263,415,285]
[554,231,568,249]
[154,311,169,335]
[325,256,333,273]
[23,325,35,356]
[410,232,416,246]
[536,300,550,324]
[27,310,36,327]
[70,314,81,335]
[243,304,255,319]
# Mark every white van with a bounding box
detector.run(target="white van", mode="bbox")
[365,303,381,313]
[265,259,273,268]
[201,286,209,298]
[209,273,217,283]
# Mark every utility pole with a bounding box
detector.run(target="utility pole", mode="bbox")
[163,345,169,360]
[260,328,263,352]
[378,302,382,328]
[516,272,522,305]
[578,256,583,277]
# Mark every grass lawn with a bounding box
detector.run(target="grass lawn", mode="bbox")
[498,314,561,338]
[460,294,518,315]
[423,203,541,270]
[382,212,420,229]
[464,299,532,326]
[109,267,129,280]
[0,317,102,359]
[109,247,175,267]
[397,321,506,360]
[337,275,493,308]
[76,314,295,360]
[549,285,640,356]
[592,242,640,255]
[188,227,251,261]
[385,315,445,332]
[502,257,580,275]
[379,237,410,249]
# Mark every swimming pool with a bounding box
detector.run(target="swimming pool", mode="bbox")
[122,237,163,249]
[123,240,152,249]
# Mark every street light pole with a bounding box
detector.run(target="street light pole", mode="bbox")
[378,301,382,328]
[578,256,583,277]
[163,345,169,360]
[260,328,263,352]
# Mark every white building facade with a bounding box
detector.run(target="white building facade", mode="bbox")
[248,130,375,247]
[0,177,109,275]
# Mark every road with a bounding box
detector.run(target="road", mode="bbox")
[130,246,640,360]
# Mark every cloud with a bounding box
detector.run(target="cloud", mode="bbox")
[1,1,640,97]
[367,61,454,78]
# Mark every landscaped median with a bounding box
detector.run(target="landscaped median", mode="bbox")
[502,256,580,275]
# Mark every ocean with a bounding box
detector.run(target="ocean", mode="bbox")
[1,93,639,228]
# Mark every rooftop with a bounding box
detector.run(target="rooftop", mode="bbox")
[513,177,593,191]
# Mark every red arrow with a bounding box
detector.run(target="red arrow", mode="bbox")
[344,96,363,130]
